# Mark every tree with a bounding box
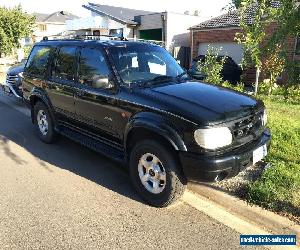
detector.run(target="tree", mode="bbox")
[266,0,300,85]
[235,0,277,95]
[222,0,243,11]
[263,44,285,94]
[0,5,35,57]
[232,0,243,8]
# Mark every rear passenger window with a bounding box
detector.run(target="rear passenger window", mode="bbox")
[53,46,77,81]
[25,46,51,77]
[78,48,110,89]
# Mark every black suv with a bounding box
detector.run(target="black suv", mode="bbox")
[23,40,271,207]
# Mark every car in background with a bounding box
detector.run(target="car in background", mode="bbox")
[188,55,242,84]
[1,59,26,98]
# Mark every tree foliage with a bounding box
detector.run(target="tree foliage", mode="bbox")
[236,0,300,94]
[223,0,243,11]
[0,5,35,57]
[263,45,285,94]
[232,0,243,8]
[235,0,278,95]
[266,0,300,85]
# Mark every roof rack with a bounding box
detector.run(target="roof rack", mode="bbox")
[41,35,165,47]
[42,34,126,41]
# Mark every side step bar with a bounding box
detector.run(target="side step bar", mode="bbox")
[59,125,125,163]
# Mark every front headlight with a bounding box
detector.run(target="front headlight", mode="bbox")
[262,109,267,126]
[194,127,233,150]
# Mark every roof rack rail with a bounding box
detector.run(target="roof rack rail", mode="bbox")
[41,34,126,42]
[40,35,165,47]
[78,34,127,41]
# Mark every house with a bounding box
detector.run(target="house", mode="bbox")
[30,11,78,43]
[189,8,300,83]
[66,3,205,56]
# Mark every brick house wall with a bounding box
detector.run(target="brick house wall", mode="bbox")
[191,23,298,84]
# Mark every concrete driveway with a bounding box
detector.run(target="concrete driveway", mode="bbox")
[0,92,263,250]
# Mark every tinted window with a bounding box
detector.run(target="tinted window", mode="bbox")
[78,48,110,89]
[25,46,51,77]
[54,46,77,81]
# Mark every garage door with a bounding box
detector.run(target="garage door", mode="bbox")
[198,42,243,64]
[139,29,162,41]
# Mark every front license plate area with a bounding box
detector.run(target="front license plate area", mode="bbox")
[253,144,267,164]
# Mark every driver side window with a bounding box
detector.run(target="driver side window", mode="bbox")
[78,48,111,89]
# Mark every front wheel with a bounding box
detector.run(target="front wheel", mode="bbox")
[129,140,186,207]
[34,102,57,144]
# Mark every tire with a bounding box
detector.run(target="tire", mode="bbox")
[34,101,57,144]
[129,139,186,207]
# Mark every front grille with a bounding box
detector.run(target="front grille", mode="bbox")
[231,110,265,146]
[6,74,19,86]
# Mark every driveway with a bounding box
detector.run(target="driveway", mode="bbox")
[0,92,262,249]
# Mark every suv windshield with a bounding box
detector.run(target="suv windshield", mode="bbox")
[108,44,185,86]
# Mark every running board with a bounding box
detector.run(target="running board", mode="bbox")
[59,125,125,163]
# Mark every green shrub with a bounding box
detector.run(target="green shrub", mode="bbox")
[258,82,300,103]
[222,81,244,92]
[197,46,225,85]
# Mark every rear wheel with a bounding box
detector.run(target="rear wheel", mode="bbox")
[129,139,186,207]
[34,102,57,143]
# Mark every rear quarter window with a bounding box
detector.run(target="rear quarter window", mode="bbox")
[25,45,51,77]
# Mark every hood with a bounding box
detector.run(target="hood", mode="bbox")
[7,63,25,75]
[138,81,263,125]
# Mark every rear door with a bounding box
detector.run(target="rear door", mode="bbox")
[46,46,78,121]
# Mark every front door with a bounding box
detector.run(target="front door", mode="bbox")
[74,46,123,143]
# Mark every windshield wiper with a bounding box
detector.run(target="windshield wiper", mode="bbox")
[176,72,187,79]
[145,75,174,86]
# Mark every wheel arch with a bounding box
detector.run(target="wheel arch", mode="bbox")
[125,116,187,160]
[29,90,56,127]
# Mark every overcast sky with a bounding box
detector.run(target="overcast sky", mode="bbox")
[0,0,231,19]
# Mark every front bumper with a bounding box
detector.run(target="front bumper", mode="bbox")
[179,128,271,182]
[1,75,22,98]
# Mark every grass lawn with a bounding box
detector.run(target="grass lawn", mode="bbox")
[246,98,300,221]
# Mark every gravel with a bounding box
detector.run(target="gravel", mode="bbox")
[211,162,268,198]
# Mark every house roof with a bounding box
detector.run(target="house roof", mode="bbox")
[34,11,78,23]
[190,8,253,30]
[83,2,156,25]
[190,1,281,30]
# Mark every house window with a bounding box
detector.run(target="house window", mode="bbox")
[109,28,123,38]
[93,30,100,36]
[296,37,300,55]
[38,24,47,32]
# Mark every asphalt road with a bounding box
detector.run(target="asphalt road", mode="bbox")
[0,92,262,250]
